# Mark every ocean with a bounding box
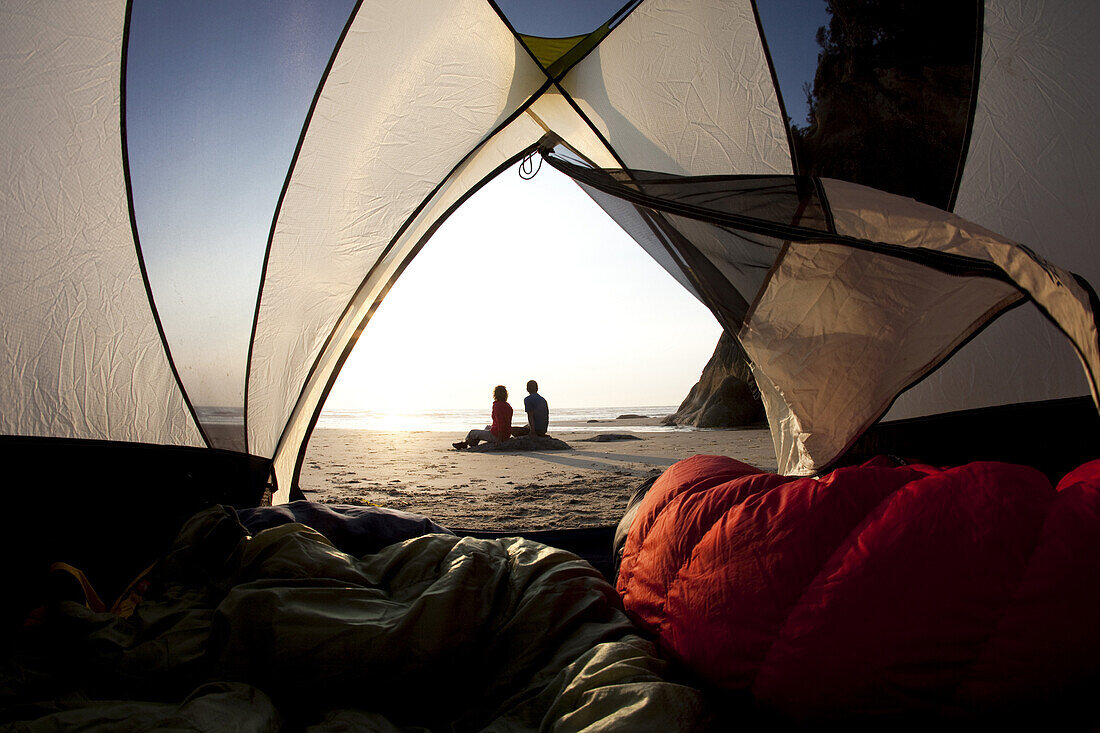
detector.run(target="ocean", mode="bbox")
[315,405,691,433]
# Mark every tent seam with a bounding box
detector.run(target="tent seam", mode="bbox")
[544,81,753,336]
[545,153,1060,367]
[267,83,551,487]
[820,290,1028,473]
[485,0,554,83]
[545,81,629,170]
[548,0,644,83]
[740,241,790,334]
[484,0,644,85]
[545,157,1022,282]
[946,0,986,213]
[286,144,543,490]
[243,0,363,458]
[637,208,752,332]
[748,0,799,176]
[812,177,836,233]
[538,117,755,336]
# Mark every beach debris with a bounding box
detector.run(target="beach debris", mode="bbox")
[580,433,642,442]
[616,414,647,419]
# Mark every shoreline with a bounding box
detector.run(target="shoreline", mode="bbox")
[299,421,777,530]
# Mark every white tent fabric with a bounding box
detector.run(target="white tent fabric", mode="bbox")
[1,0,1097,495]
[525,91,620,169]
[741,178,1097,474]
[247,0,546,467]
[884,0,1100,423]
[557,154,1098,474]
[0,0,203,447]
[562,0,792,176]
[267,115,548,493]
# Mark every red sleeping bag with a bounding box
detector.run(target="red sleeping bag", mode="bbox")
[616,454,1100,721]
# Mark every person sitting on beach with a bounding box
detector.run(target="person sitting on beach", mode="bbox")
[453,385,512,450]
[512,379,549,438]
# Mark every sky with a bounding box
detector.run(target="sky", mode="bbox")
[127,0,356,411]
[324,159,723,411]
[126,0,829,413]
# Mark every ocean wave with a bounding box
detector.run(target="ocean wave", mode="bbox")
[315,406,684,432]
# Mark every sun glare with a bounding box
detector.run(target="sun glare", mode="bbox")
[323,161,723,414]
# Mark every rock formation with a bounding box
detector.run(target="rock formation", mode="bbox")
[579,434,642,442]
[467,435,571,452]
[664,330,765,428]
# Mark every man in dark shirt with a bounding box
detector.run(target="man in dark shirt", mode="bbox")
[519,379,549,437]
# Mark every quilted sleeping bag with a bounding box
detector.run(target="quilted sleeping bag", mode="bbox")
[616,454,1100,722]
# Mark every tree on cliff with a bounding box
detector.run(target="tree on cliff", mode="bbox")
[667,0,979,427]
[792,0,978,208]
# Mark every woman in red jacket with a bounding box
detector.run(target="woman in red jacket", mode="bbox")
[454,385,512,449]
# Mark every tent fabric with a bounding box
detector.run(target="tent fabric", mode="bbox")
[896,0,1100,423]
[616,454,1100,722]
[3,505,706,730]
[253,0,1098,487]
[742,241,1022,474]
[0,0,1097,492]
[745,178,1100,473]
[247,0,547,465]
[545,151,1100,473]
[265,118,548,493]
[0,0,204,448]
[561,0,792,176]
[525,93,621,169]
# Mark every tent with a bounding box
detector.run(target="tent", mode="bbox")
[1,0,1098,617]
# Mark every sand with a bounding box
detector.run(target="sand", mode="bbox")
[299,417,777,530]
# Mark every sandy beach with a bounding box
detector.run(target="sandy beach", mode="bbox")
[299,416,777,530]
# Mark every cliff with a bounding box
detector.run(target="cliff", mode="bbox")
[664,331,765,428]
